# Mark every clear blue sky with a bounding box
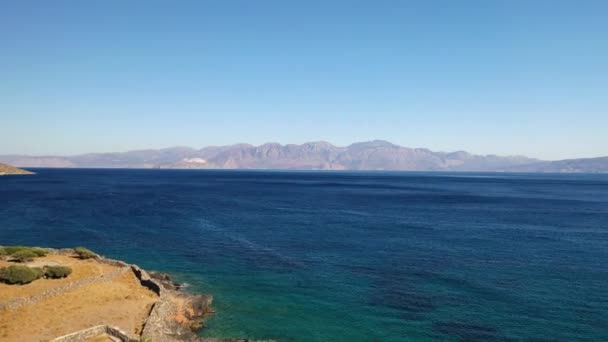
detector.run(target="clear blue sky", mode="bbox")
[1,0,606,160]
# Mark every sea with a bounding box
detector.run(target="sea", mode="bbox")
[1,169,607,341]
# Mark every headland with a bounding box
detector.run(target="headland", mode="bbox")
[0,246,244,342]
[0,163,34,175]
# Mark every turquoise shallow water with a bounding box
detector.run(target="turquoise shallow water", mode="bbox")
[1,169,607,341]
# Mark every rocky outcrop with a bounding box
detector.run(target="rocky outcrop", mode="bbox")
[140,267,216,341]
[124,259,238,341]
[149,271,184,291]
[101,253,245,341]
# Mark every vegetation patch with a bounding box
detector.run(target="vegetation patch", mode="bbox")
[74,247,97,259]
[11,249,39,263]
[30,248,49,257]
[0,265,43,284]
[2,246,31,255]
[0,246,49,260]
[43,265,73,279]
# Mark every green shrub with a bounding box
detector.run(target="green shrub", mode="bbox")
[43,265,72,279]
[0,246,48,257]
[11,249,38,262]
[0,265,43,284]
[30,248,49,257]
[3,246,30,255]
[74,247,97,259]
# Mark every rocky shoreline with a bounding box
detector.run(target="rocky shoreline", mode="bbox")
[68,249,247,342]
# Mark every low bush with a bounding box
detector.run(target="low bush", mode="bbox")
[0,265,43,284]
[0,246,48,258]
[11,249,38,263]
[30,248,49,257]
[3,246,30,255]
[43,265,72,279]
[74,247,97,259]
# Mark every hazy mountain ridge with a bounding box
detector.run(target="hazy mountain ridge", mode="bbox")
[1,140,606,172]
[501,156,608,173]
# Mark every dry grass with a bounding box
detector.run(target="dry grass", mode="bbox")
[0,254,158,341]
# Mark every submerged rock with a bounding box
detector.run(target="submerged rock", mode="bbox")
[149,271,183,291]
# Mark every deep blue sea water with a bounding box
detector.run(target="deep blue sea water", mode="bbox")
[1,169,607,341]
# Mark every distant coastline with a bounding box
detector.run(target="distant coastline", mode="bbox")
[2,140,607,173]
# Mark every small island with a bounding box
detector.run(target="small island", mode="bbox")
[0,246,244,342]
[0,163,34,175]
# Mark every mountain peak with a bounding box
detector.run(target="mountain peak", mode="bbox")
[348,140,398,149]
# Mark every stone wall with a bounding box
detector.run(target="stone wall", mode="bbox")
[96,254,164,296]
[0,267,128,311]
[50,325,132,342]
[130,264,163,296]
[98,258,130,268]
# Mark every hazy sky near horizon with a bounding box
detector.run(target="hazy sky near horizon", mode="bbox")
[1,1,607,160]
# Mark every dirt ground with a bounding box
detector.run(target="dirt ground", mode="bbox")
[0,254,158,341]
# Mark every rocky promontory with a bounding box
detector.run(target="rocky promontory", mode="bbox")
[0,246,245,342]
[0,163,34,175]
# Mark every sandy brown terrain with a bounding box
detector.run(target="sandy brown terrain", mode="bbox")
[0,163,33,175]
[0,254,157,341]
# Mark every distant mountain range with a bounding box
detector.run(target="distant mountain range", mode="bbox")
[1,140,607,173]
